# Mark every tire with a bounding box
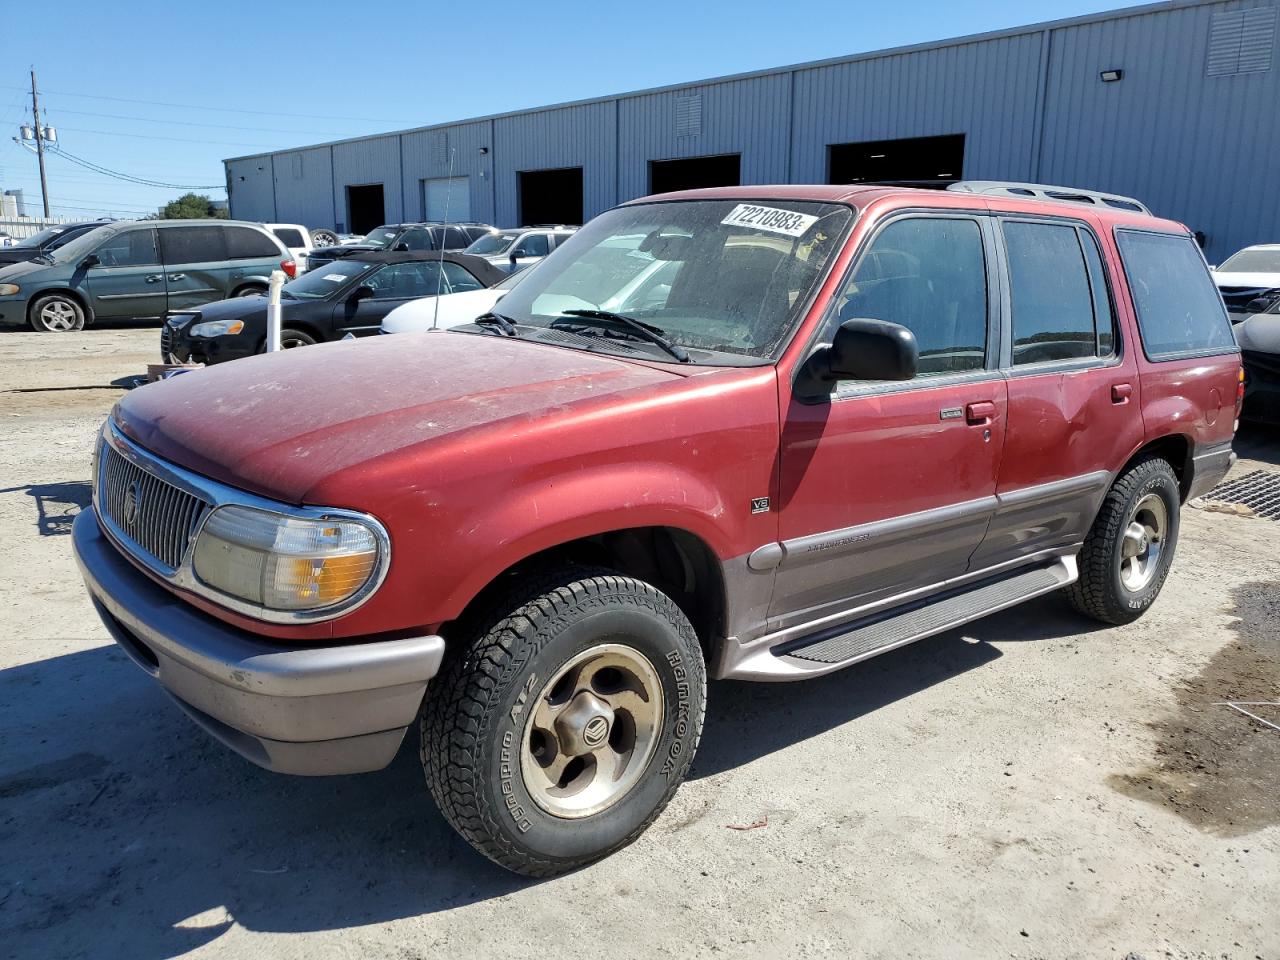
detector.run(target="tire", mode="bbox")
[235,285,266,298]
[310,229,339,247]
[28,293,85,332]
[1066,457,1181,625]
[421,567,706,877]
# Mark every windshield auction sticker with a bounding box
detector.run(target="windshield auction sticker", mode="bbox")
[721,204,819,237]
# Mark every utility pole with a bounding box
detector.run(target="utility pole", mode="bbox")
[29,68,50,218]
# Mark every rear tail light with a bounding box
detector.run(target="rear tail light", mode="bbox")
[1237,365,1246,410]
[281,258,297,279]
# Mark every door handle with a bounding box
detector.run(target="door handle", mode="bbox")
[145,274,163,283]
[1111,383,1133,404]
[965,401,997,425]
[167,273,186,281]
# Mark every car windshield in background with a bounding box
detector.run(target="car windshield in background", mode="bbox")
[282,260,371,299]
[482,199,853,364]
[47,225,116,263]
[15,226,64,248]
[359,226,401,250]
[1219,249,1280,273]
[466,232,519,256]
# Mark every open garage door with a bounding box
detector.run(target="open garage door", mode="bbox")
[828,134,965,185]
[345,184,386,234]
[519,168,583,226]
[649,154,741,195]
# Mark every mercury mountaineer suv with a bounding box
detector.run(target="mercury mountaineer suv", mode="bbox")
[74,183,1242,876]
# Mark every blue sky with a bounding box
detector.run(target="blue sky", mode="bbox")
[6,0,1129,221]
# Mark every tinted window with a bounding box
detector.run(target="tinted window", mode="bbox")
[441,261,484,293]
[838,217,988,375]
[272,227,306,248]
[93,229,159,267]
[1004,221,1097,365]
[398,228,434,251]
[1080,229,1116,357]
[443,227,472,250]
[160,226,226,264]
[366,261,443,298]
[1116,231,1236,359]
[226,226,281,260]
[515,234,550,257]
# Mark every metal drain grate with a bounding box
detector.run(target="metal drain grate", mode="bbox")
[1201,470,1280,520]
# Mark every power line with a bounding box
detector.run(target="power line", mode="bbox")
[45,145,223,189]
[0,84,413,125]
[44,106,342,137]
[51,125,276,148]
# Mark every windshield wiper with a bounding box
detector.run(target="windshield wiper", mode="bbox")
[474,311,518,336]
[558,309,690,363]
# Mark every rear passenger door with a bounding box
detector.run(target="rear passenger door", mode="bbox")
[158,225,229,310]
[970,214,1143,569]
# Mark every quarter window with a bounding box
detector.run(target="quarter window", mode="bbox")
[226,226,281,260]
[160,226,227,264]
[837,217,988,376]
[1003,221,1102,365]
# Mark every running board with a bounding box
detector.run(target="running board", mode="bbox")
[728,556,1077,681]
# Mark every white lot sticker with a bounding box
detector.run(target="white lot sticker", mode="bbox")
[721,203,819,237]
[322,273,349,282]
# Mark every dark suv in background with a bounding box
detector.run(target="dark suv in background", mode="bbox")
[0,221,109,266]
[306,222,493,270]
[0,220,295,331]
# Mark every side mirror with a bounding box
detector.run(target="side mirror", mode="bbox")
[509,249,522,264]
[79,254,100,269]
[392,242,410,252]
[348,285,374,304]
[796,318,918,400]
[1244,296,1275,314]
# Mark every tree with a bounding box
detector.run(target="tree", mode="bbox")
[156,193,228,220]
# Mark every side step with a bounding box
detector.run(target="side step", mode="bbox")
[777,558,1077,667]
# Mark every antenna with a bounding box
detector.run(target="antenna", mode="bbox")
[430,146,456,332]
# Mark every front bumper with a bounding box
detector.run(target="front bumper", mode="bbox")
[73,508,445,775]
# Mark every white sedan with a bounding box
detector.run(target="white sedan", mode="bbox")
[1212,244,1280,321]
[380,269,527,334]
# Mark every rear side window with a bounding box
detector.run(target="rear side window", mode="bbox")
[271,227,306,248]
[227,226,281,260]
[160,226,226,264]
[1115,231,1235,359]
[837,216,989,376]
[1003,221,1114,365]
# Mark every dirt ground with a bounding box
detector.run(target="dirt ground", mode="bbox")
[1,327,1277,960]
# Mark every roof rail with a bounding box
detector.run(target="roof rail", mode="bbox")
[945,180,1151,215]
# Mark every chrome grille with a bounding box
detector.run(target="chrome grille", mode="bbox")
[98,443,208,569]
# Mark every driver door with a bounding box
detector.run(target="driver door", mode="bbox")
[82,228,165,319]
[334,261,446,335]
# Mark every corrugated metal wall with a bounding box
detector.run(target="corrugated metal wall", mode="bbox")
[227,0,1279,261]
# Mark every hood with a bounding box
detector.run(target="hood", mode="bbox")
[0,258,51,281]
[0,248,42,264]
[380,288,502,334]
[183,296,272,324]
[1213,271,1280,289]
[309,244,374,258]
[113,331,686,504]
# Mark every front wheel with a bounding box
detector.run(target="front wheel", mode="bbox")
[1067,457,1181,625]
[421,569,706,876]
[28,293,85,332]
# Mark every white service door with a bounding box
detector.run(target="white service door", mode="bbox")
[423,177,471,221]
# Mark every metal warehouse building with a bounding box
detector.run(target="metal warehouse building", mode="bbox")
[225,0,1279,263]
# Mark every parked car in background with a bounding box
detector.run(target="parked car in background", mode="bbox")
[464,224,577,274]
[1234,299,1280,424]
[309,227,341,247]
[162,250,503,363]
[0,219,295,331]
[263,223,313,272]
[0,221,109,266]
[380,266,529,335]
[76,183,1240,876]
[306,222,493,270]
[1212,244,1280,321]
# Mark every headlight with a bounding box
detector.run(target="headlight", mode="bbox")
[191,505,385,613]
[0,283,20,296]
[189,319,244,337]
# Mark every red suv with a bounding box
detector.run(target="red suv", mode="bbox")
[74,184,1241,876]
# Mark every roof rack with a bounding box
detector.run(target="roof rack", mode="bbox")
[945,180,1151,215]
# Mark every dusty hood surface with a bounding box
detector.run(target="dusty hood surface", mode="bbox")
[113,330,684,504]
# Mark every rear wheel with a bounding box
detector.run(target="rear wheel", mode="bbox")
[1067,457,1180,625]
[280,329,316,349]
[28,293,85,332]
[421,568,705,876]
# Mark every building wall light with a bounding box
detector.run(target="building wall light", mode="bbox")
[1100,69,1124,82]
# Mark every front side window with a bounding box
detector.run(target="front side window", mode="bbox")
[440,261,484,293]
[836,216,988,376]
[1116,231,1236,359]
[93,229,159,267]
[491,199,852,364]
[1004,221,1101,365]
[160,226,227,264]
[398,228,434,251]
[366,261,443,299]
[515,234,550,257]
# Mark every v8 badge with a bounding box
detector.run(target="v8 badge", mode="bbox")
[750,497,771,514]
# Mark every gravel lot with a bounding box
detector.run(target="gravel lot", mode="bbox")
[1,327,1277,960]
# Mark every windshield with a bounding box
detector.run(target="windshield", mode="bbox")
[47,225,118,264]
[466,232,518,256]
[1218,249,1280,273]
[359,226,402,250]
[15,226,67,249]
[281,260,372,299]
[482,199,853,364]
